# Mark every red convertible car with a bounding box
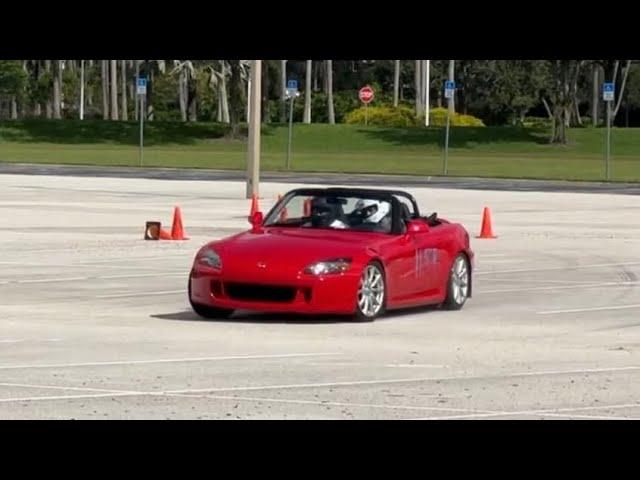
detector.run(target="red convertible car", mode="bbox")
[189,188,474,321]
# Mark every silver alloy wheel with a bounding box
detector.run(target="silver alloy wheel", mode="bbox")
[451,255,469,305]
[357,264,385,317]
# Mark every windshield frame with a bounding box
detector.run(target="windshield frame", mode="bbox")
[263,188,409,235]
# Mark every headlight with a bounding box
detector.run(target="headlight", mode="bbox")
[197,249,222,269]
[304,258,351,275]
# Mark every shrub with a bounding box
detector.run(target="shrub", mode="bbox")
[344,105,419,127]
[428,107,485,127]
[345,106,485,128]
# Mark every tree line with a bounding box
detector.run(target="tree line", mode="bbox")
[0,60,637,143]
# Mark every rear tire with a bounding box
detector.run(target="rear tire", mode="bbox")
[442,253,470,310]
[353,261,386,322]
[188,276,234,319]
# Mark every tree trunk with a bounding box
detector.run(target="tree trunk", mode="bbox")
[448,60,455,115]
[613,60,632,119]
[551,104,567,143]
[110,60,118,120]
[303,60,312,123]
[10,96,18,120]
[326,60,335,124]
[261,61,270,123]
[280,60,287,123]
[414,60,423,117]
[147,68,154,121]
[128,60,135,115]
[134,60,140,121]
[102,60,109,120]
[542,97,553,119]
[187,74,197,122]
[218,61,229,123]
[121,60,128,121]
[179,66,187,122]
[52,60,62,119]
[313,61,320,91]
[592,64,599,126]
[393,60,400,107]
[228,60,244,138]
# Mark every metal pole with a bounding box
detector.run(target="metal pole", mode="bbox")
[425,60,430,126]
[247,76,251,122]
[448,60,455,115]
[139,94,144,167]
[444,108,451,175]
[606,100,611,180]
[286,95,294,169]
[80,60,85,120]
[246,60,262,199]
[365,103,368,126]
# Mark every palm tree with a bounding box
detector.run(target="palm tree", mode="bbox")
[393,60,400,107]
[326,60,335,124]
[172,60,197,122]
[280,60,287,122]
[121,60,128,121]
[303,60,312,123]
[101,60,109,119]
[51,60,62,119]
[110,60,119,120]
[227,60,244,138]
[208,60,230,123]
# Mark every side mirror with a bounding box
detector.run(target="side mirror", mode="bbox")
[406,219,430,234]
[249,211,264,231]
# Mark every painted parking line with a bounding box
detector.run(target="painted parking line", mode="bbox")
[476,261,640,276]
[0,352,342,370]
[538,304,640,315]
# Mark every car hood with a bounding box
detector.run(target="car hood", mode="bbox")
[210,228,386,274]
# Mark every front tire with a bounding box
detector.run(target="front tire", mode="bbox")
[442,253,470,310]
[353,261,386,322]
[188,276,234,319]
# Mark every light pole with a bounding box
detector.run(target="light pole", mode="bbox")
[424,60,430,127]
[246,60,262,199]
[80,60,85,120]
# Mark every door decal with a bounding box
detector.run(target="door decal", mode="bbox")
[415,248,439,277]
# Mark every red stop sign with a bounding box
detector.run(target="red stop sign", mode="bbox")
[359,86,374,104]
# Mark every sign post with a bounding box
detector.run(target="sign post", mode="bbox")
[443,81,455,175]
[603,82,614,180]
[359,85,375,125]
[285,79,299,170]
[137,77,147,167]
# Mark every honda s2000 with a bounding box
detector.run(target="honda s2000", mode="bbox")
[189,188,474,321]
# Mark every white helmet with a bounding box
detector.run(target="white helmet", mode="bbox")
[354,199,391,224]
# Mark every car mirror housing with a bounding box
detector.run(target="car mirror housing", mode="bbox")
[406,219,429,234]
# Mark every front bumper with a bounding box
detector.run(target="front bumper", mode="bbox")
[189,265,360,315]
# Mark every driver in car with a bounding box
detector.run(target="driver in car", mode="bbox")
[351,199,392,232]
[308,197,348,229]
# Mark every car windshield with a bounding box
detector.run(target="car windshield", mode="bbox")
[264,193,393,234]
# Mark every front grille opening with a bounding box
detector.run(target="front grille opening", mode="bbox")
[210,280,223,297]
[225,283,297,303]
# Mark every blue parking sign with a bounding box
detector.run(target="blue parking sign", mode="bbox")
[603,82,614,102]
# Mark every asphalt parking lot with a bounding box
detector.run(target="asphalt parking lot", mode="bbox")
[2,171,640,419]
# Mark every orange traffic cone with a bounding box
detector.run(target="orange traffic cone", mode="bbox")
[476,207,497,239]
[249,194,260,216]
[170,206,189,240]
[159,227,173,240]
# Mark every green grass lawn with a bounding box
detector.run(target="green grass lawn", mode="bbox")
[0,119,638,182]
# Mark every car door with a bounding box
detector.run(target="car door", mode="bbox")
[407,225,445,298]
